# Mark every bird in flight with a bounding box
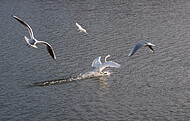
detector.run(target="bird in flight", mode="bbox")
[12,15,56,60]
[76,22,88,35]
[128,41,155,57]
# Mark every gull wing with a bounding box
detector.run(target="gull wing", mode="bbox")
[12,15,34,39]
[147,45,154,52]
[76,22,83,30]
[99,61,120,72]
[92,56,102,68]
[37,41,56,60]
[84,31,89,35]
[128,42,144,57]
[24,36,30,45]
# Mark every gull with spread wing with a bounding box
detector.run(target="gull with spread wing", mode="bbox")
[12,15,56,60]
[128,41,155,57]
[92,55,120,74]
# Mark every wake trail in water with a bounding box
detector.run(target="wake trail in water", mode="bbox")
[33,70,111,86]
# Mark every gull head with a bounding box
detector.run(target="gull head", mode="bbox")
[147,42,155,46]
[107,54,111,57]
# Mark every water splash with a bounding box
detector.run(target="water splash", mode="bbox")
[33,70,111,86]
[81,70,111,79]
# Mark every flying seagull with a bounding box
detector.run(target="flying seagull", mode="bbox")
[76,22,88,34]
[12,15,56,60]
[92,55,120,73]
[128,41,155,57]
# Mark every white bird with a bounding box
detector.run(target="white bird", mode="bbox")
[12,15,56,60]
[128,41,155,57]
[76,22,88,34]
[92,55,120,73]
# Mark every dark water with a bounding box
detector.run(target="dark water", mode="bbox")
[1,0,190,120]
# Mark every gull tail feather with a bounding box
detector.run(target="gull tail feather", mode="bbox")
[31,44,38,48]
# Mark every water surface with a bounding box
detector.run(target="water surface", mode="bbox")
[1,0,190,120]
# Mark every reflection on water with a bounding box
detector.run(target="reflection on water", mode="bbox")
[97,76,110,90]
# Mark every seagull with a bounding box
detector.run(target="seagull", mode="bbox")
[128,41,155,57]
[12,15,56,60]
[92,55,120,73]
[76,22,88,34]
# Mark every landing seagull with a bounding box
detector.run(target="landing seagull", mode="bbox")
[12,15,56,60]
[92,55,120,74]
[128,41,155,57]
[76,22,88,34]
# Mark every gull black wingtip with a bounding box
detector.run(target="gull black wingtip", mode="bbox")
[128,53,133,57]
[12,15,16,19]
